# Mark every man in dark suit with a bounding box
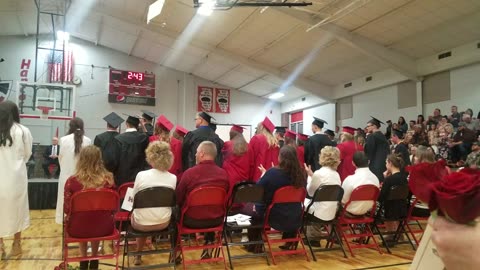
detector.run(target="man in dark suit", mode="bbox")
[42,137,60,179]
[94,112,124,173]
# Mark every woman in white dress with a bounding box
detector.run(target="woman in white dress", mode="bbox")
[55,117,91,224]
[0,101,32,259]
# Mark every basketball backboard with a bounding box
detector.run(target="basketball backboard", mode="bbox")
[16,82,75,120]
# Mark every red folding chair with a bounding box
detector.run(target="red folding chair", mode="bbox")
[115,182,135,233]
[177,186,228,270]
[60,188,120,270]
[405,198,429,247]
[262,186,309,265]
[337,184,382,257]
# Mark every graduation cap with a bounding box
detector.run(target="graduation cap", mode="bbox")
[175,125,188,137]
[285,130,297,139]
[141,110,156,121]
[297,133,309,141]
[312,117,327,128]
[261,117,275,133]
[324,129,335,137]
[103,112,124,128]
[198,111,215,124]
[342,126,355,135]
[231,124,245,134]
[123,113,140,127]
[392,128,404,139]
[368,116,385,128]
[156,115,174,131]
[275,126,287,134]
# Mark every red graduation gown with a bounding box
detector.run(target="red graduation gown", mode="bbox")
[297,145,305,167]
[149,135,183,179]
[222,141,250,191]
[248,134,279,182]
[336,141,364,181]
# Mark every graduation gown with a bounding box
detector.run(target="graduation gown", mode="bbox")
[304,133,335,172]
[149,135,183,178]
[364,131,390,182]
[93,130,119,173]
[336,141,364,181]
[222,141,250,191]
[112,130,149,186]
[248,134,279,182]
[296,145,305,167]
[181,126,224,171]
[144,123,154,137]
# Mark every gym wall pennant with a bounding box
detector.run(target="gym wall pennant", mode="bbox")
[197,86,230,114]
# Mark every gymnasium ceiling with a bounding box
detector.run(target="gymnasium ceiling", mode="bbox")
[1,0,480,102]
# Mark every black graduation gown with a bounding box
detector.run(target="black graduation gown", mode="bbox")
[93,131,119,173]
[364,131,390,182]
[182,126,224,171]
[112,131,149,186]
[304,133,335,172]
[144,123,154,137]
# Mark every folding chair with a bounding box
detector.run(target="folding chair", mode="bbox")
[405,198,429,247]
[303,185,347,260]
[115,182,135,233]
[122,186,177,269]
[177,186,228,270]
[61,188,120,270]
[337,184,382,257]
[223,181,268,269]
[372,185,415,253]
[263,186,309,265]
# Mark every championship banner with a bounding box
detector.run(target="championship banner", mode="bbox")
[215,88,230,113]
[197,86,214,112]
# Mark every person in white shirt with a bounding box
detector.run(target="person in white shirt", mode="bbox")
[304,146,342,246]
[130,141,177,266]
[341,151,380,215]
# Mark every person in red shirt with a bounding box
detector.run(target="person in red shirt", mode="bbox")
[176,141,229,259]
[222,125,250,192]
[336,126,364,181]
[248,117,279,181]
[297,133,308,167]
[149,115,183,178]
[63,145,115,270]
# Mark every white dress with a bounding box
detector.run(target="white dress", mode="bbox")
[0,123,32,237]
[55,134,91,224]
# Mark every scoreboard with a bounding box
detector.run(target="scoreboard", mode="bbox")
[108,69,156,106]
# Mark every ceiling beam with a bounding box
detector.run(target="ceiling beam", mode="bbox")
[16,13,28,36]
[274,7,419,82]
[129,30,142,56]
[213,64,240,84]
[95,15,104,45]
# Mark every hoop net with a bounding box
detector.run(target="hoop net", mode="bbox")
[37,106,54,120]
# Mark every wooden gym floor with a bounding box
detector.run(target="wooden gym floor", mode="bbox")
[0,210,415,270]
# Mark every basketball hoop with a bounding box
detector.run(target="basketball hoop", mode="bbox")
[37,106,53,120]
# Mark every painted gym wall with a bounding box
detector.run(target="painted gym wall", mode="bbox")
[0,36,281,144]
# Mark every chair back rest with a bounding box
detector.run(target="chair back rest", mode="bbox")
[70,188,119,214]
[231,181,264,204]
[386,185,409,201]
[341,184,379,218]
[271,186,306,204]
[306,185,344,213]
[184,186,227,208]
[133,186,176,209]
[118,182,134,199]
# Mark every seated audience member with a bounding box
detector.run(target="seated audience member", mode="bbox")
[242,146,307,252]
[416,115,425,127]
[341,152,380,216]
[409,145,417,165]
[391,129,411,167]
[130,141,177,266]
[437,116,453,136]
[397,116,408,134]
[463,108,474,118]
[411,125,428,146]
[432,108,442,123]
[304,146,341,246]
[449,122,476,163]
[176,141,229,259]
[462,114,479,133]
[406,121,416,137]
[378,154,408,238]
[449,105,462,128]
[427,123,439,146]
[63,145,115,270]
[465,141,480,169]
[42,137,61,179]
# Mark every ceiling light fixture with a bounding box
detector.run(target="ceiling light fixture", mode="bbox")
[147,0,166,24]
[268,92,285,100]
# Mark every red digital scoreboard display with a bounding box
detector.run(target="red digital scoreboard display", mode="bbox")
[108,69,156,106]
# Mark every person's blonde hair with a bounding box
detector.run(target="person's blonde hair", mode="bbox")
[146,141,174,171]
[416,145,436,164]
[341,132,354,143]
[257,122,277,147]
[153,125,171,143]
[319,146,341,169]
[75,145,113,188]
[355,135,365,146]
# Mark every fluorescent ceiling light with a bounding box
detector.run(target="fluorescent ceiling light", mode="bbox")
[57,31,69,42]
[268,92,285,100]
[147,0,165,24]
[197,0,215,16]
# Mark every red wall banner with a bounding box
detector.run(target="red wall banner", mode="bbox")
[197,86,214,112]
[215,88,230,113]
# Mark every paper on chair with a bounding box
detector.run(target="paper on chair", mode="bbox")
[121,187,134,211]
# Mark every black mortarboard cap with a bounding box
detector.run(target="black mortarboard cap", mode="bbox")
[123,113,140,127]
[368,116,385,128]
[312,117,327,128]
[199,111,215,124]
[275,126,287,134]
[325,129,335,137]
[103,112,124,128]
[141,110,156,121]
[392,128,404,139]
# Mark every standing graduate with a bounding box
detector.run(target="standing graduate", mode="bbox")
[140,110,155,137]
[304,117,335,172]
[182,111,224,171]
[324,129,337,146]
[284,130,297,147]
[222,125,250,191]
[112,115,149,186]
[296,133,308,167]
[248,117,279,181]
[93,112,124,173]
[364,116,390,182]
[173,125,188,142]
[149,115,183,178]
[336,126,364,181]
[275,126,287,148]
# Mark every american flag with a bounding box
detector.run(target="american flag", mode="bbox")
[47,49,74,83]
